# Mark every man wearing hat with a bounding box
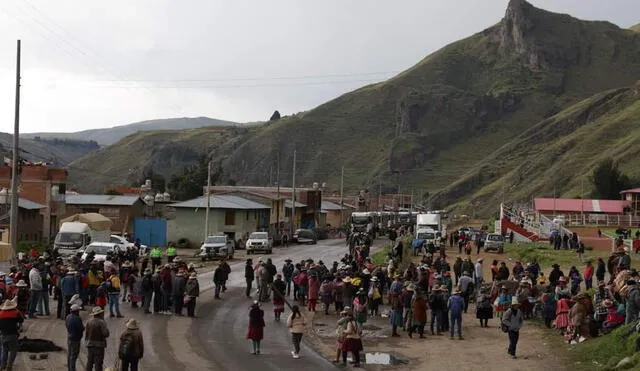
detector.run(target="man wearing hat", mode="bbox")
[502,297,523,359]
[282,259,294,297]
[0,299,23,370]
[245,258,255,298]
[140,268,154,314]
[66,303,84,371]
[457,271,474,313]
[85,306,109,371]
[118,319,144,369]
[593,280,614,325]
[61,268,80,317]
[448,289,465,339]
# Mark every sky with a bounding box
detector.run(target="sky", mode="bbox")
[0,0,637,133]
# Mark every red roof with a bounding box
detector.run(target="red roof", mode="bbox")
[621,188,640,194]
[534,198,630,214]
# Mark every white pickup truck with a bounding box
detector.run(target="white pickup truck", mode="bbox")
[245,232,273,254]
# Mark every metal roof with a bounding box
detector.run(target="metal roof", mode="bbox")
[172,194,270,209]
[621,188,640,194]
[19,198,45,210]
[65,194,142,206]
[284,200,307,208]
[321,200,346,211]
[534,198,630,214]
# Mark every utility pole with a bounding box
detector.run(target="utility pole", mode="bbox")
[378,175,382,211]
[339,166,344,225]
[276,152,280,237]
[410,188,414,213]
[290,150,296,236]
[581,177,584,224]
[9,40,21,265]
[204,160,211,240]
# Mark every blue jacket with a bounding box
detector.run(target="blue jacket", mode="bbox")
[448,294,465,317]
[61,274,79,297]
[65,313,84,341]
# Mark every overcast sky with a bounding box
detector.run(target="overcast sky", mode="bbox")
[0,0,637,133]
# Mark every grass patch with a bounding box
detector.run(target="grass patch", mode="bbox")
[567,324,640,370]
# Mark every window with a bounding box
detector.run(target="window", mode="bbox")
[225,210,235,226]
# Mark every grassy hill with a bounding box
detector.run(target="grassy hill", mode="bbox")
[22,117,239,146]
[0,134,98,166]
[68,0,640,215]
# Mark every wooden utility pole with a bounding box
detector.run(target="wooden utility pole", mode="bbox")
[204,160,211,240]
[378,175,382,211]
[9,40,21,264]
[290,150,296,235]
[339,166,344,225]
[276,152,280,236]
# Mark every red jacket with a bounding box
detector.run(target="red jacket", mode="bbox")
[584,266,594,279]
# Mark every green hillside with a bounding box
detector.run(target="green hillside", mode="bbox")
[68,0,640,215]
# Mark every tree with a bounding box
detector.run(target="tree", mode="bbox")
[270,110,281,121]
[168,156,223,201]
[591,158,632,199]
[132,167,166,193]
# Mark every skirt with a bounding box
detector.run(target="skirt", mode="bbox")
[246,326,264,341]
[356,311,367,324]
[476,307,494,320]
[554,313,569,329]
[273,298,285,313]
[390,309,403,327]
[342,338,363,353]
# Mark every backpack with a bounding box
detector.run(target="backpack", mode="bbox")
[120,333,135,359]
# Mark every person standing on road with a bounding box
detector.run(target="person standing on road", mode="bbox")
[28,263,43,318]
[502,297,523,359]
[118,319,144,371]
[85,306,110,371]
[474,258,484,288]
[341,310,362,367]
[150,247,162,272]
[0,298,23,371]
[245,259,254,298]
[287,305,307,359]
[166,245,177,264]
[61,269,80,317]
[140,268,154,314]
[272,274,286,321]
[185,273,200,317]
[448,289,464,340]
[107,270,123,318]
[247,301,265,355]
[65,303,84,371]
[219,259,231,292]
[282,259,294,297]
[282,233,289,248]
[172,269,187,315]
[213,264,226,300]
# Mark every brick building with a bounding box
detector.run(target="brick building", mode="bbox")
[0,198,45,242]
[0,164,67,243]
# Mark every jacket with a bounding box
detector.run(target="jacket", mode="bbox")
[0,309,24,336]
[29,268,42,291]
[119,327,144,360]
[61,274,79,296]
[185,279,200,297]
[213,267,226,284]
[287,313,306,334]
[343,319,360,339]
[66,313,84,341]
[85,317,110,347]
[502,307,524,332]
[412,296,428,323]
[448,294,464,317]
[282,263,294,279]
[245,264,254,281]
[172,275,187,296]
[626,286,640,324]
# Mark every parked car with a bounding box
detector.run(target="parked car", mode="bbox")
[246,232,273,254]
[293,229,318,244]
[200,234,235,261]
[484,233,505,253]
[109,235,149,255]
[81,242,119,262]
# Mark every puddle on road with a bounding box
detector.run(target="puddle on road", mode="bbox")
[364,352,408,365]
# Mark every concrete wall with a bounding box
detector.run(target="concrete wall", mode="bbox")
[167,208,267,245]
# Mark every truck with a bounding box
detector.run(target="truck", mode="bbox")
[416,213,446,235]
[350,212,375,238]
[54,213,112,257]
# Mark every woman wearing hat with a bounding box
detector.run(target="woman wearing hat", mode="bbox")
[85,306,109,371]
[502,297,523,359]
[0,298,23,370]
[341,310,363,367]
[353,288,368,327]
[367,276,383,317]
[334,307,351,363]
[185,273,200,317]
[247,301,265,355]
[15,280,29,315]
[409,289,428,338]
[287,305,307,359]
[118,319,144,370]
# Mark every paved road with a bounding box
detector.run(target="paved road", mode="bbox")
[188,238,382,371]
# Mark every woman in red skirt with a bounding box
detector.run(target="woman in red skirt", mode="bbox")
[247,301,265,354]
[272,274,287,321]
[341,311,363,367]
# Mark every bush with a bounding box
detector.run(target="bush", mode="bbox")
[16,241,45,253]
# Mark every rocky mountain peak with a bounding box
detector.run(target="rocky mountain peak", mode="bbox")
[499,0,539,68]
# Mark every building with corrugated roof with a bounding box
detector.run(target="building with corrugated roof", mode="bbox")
[167,194,271,246]
[63,194,146,234]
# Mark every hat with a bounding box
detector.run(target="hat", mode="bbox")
[501,285,508,290]
[370,276,379,282]
[164,264,171,269]
[66,270,77,275]
[0,299,17,311]
[477,258,484,262]
[452,289,461,295]
[511,297,520,306]
[342,277,352,283]
[343,306,352,311]
[173,257,182,262]
[462,271,470,276]
[362,269,371,275]
[406,283,415,292]
[90,307,104,316]
[603,299,614,308]
[552,264,560,268]
[440,285,448,291]
[144,268,152,275]
[404,281,412,288]
[156,267,162,273]
[558,276,566,282]
[285,258,292,262]
[189,273,197,279]
[68,294,82,306]
[70,304,82,311]
[15,280,27,287]
[121,261,132,267]
[126,318,138,330]
[357,288,365,295]
[598,280,606,287]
